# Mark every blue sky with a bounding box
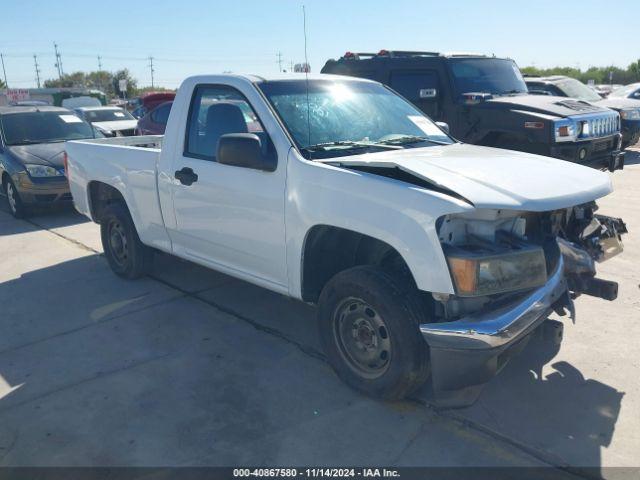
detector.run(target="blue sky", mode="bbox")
[1,0,637,89]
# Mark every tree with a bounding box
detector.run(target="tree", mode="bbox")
[521,61,640,85]
[0,79,6,89]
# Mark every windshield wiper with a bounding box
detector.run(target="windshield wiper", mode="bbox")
[376,135,452,146]
[303,140,402,152]
[499,89,525,95]
[301,140,402,157]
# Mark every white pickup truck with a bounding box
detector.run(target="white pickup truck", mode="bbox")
[65,74,627,407]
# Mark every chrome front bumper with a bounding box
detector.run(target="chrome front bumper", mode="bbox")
[420,256,566,350]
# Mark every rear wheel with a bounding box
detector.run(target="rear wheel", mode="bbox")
[4,177,27,219]
[100,203,153,279]
[318,266,430,400]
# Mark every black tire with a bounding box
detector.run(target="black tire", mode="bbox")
[318,265,430,400]
[4,176,27,219]
[100,202,153,279]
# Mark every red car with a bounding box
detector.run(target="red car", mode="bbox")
[136,101,173,135]
[131,92,176,119]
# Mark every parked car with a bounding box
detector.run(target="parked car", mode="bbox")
[66,74,627,407]
[136,101,172,135]
[74,106,138,137]
[130,92,176,119]
[0,106,100,217]
[609,82,640,101]
[525,76,640,148]
[321,51,625,171]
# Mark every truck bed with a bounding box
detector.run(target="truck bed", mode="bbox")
[65,134,170,251]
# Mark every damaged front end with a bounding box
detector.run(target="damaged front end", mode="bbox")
[420,203,627,407]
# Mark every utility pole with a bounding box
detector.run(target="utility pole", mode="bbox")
[290,60,294,72]
[98,55,103,71]
[53,42,64,78]
[276,52,283,72]
[0,53,7,88]
[33,54,41,88]
[148,56,155,88]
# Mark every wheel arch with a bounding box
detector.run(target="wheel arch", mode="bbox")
[87,180,129,224]
[300,224,418,303]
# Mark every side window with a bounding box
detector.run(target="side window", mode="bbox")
[390,71,439,102]
[151,104,171,124]
[185,85,264,160]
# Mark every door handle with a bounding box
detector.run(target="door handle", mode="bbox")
[174,167,198,186]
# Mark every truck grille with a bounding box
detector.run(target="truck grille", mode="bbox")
[587,116,618,138]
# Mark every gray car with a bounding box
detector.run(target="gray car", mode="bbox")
[0,106,100,218]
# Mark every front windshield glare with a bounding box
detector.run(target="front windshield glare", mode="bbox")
[258,80,453,158]
[449,58,527,96]
[2,111,95,145]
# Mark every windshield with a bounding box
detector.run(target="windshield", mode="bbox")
[1,111,96,146]
[609,83,640,98]
[553,78,602,102]
[258,80,453,158]
[83,108,135,122]
[448,58,527,97]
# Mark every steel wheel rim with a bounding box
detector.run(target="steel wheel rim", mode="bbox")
[6,182,17,213]
[333,297,392,379]
[108,220,128,267]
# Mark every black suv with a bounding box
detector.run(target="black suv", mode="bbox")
[321,51,625,171]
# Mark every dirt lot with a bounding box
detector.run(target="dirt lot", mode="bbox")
[1,148,638,476]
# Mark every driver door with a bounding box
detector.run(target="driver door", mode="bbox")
[169,84,288,290]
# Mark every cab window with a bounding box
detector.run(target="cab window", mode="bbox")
[184,85,265,161]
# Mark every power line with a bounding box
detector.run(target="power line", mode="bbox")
[33,54,41,88]
[0,53,8,88]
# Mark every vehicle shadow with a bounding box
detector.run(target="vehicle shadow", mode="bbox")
[0,250,623,470]
[449,332,624,475]
[154,255,624,472]
[623,148,640,166]
[0,193,89,236]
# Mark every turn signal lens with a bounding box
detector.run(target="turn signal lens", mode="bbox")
[447,257,478,295]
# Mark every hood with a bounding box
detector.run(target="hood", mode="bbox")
[482,94,611,118]
[7,143,66,168]
[596,97,640,111]
[325,143,612,211]
[92,120,138,132]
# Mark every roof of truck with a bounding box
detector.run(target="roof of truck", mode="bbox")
[191,73,377,83]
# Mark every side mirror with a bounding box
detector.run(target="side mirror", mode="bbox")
[217,133,276,172]
[435,121,450,134]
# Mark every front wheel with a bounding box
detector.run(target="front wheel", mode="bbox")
[318,266,430,400]
[100,203,153,279]
[5,177,27,218]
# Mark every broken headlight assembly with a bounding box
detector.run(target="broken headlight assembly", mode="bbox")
[445,242,548,297]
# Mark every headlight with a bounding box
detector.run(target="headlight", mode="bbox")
[446,246,548,297]
[620,109,640,120]
[25,164,64,177]
[554,119,577,142]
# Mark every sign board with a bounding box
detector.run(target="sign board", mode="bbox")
[294,63,311,73]
[6,89,30,103]
[118,79,128,92]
